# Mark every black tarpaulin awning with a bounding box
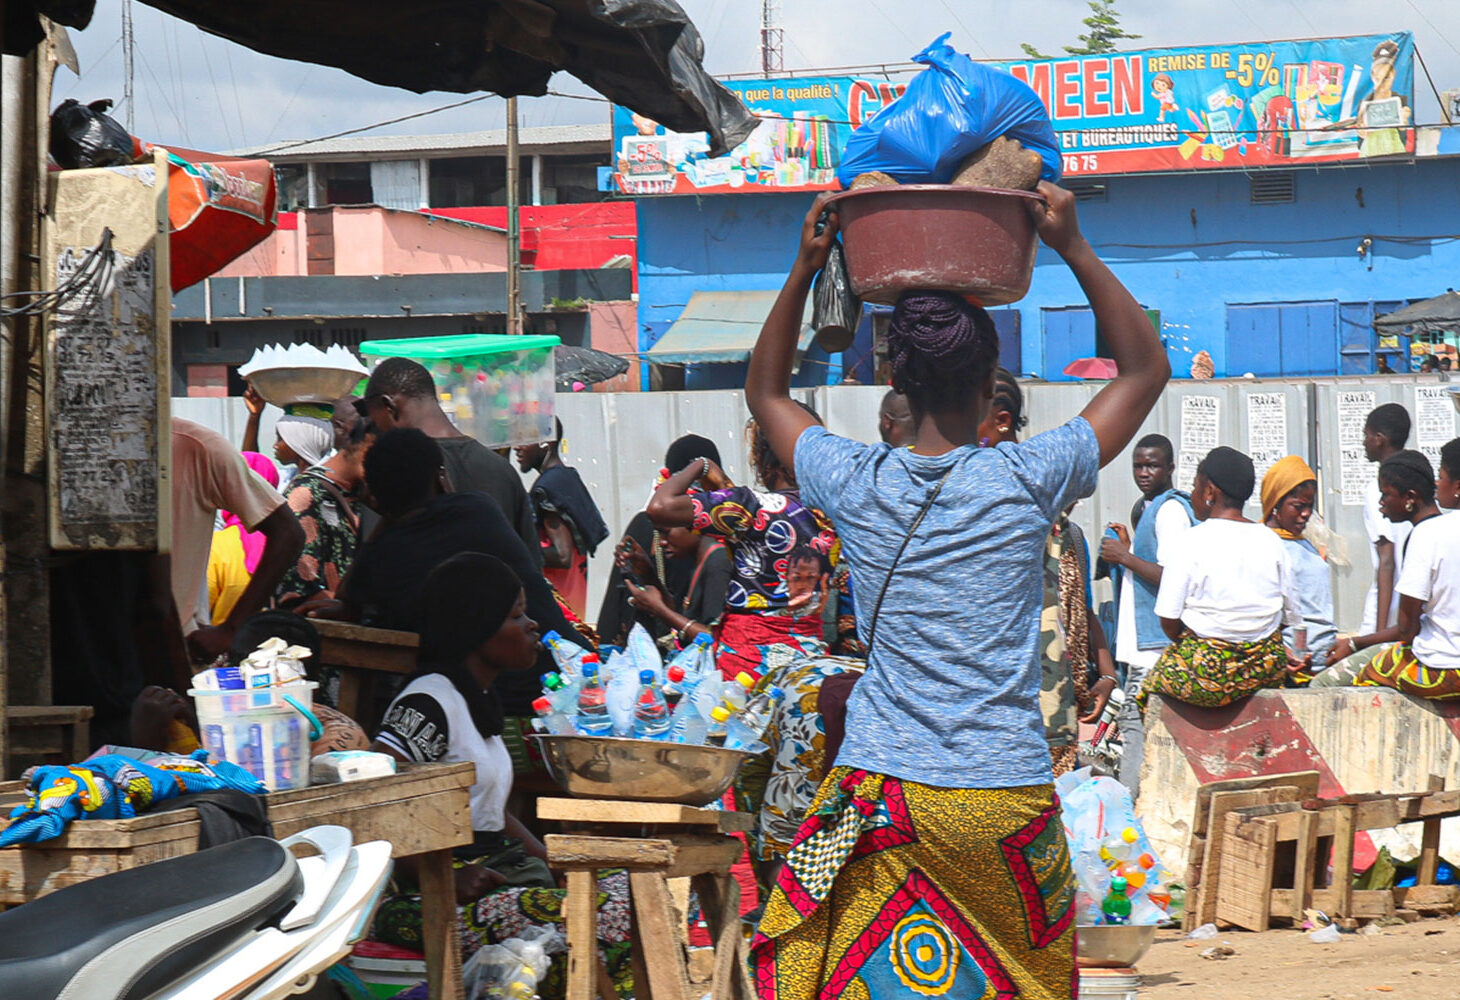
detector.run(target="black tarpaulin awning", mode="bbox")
[1375,292,1460,334]
[9,0,754,156]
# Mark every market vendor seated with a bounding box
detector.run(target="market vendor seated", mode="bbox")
[368,553,632,998]
[1139,446,1306,711]
[307,427,592,726]
[1315,446,1460,698]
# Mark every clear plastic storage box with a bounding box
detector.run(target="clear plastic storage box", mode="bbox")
[358,334,560,449]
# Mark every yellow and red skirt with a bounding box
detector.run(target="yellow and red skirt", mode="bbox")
[750,768,1075,1000]
[1355,644,1460,700]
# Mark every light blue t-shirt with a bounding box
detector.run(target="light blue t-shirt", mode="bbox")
[1282,536,1336,665]
[795,418,1101,789]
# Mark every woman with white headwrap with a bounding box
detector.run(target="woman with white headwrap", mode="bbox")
[273,415,333,471]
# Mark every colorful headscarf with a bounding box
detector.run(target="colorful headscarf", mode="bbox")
[1260,454,1317,539]
[222,451,281,574]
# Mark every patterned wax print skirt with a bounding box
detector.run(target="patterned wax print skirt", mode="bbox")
[1137,630,1287,712]
[1355,644,1460,700]
[750,768,1075,1000]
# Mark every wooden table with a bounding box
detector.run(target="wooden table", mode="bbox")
[0,761,473,999]
[313,619,418,734]
[539,797,756,1000]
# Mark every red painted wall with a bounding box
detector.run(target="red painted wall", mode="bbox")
[424,203,637,287]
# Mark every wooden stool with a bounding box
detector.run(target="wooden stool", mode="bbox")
[5,705,95,775]
[540,797,756,1000]
[1215,776,1460,930]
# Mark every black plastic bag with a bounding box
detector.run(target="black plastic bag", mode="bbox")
[49,98,134,169]
[812,240,861,353]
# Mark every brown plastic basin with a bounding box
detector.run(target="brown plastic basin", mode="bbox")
[825,184,1043,306]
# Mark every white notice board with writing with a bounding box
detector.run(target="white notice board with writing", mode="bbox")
[45,153,171,550]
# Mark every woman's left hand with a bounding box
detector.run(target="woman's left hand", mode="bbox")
[1285,647,1314,674]
[454,864,507,904]
[626,578,668,615]
[1079,675,1117,723]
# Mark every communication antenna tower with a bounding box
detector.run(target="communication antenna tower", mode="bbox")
[761,0,783,76]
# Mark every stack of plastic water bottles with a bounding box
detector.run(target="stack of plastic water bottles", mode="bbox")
[1056,767,1175,927]
[530,625,784,750]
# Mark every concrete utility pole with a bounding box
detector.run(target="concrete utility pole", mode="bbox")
[505,96,523,336]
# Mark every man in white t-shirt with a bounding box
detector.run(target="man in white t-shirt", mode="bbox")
[172,419,303,662]
[1143,447,1302,709]
[1099,433,1194,795]
[1360,404,1412,633]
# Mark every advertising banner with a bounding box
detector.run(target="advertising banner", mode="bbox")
[998,31,1414,176]
[608,32,1413,192]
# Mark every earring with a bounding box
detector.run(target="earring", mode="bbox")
[1407,500,1416,512]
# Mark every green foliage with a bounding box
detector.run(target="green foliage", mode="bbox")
[1021,0,1141,59]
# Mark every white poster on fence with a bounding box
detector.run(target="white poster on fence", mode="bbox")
[1413,385,1456,470]
[1337,389,1377,506]
[1176,394,1220,493]
[1246,392,1289,500]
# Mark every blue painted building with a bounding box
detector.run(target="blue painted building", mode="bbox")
[634,151,1460,386]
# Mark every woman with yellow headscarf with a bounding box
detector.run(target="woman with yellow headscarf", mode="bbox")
[1261,455,1334,681]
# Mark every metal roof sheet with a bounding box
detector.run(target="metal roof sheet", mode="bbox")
[646,290,815,364]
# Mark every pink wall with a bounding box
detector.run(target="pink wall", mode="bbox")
[216,206,508,277]
[586,300,640,393]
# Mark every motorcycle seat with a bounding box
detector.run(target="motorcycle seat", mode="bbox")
[0,835,301,1000]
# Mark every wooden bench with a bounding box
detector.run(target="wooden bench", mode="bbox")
[1215,776,1460,931]
[539,797,756,1000]
[312,619,418,733]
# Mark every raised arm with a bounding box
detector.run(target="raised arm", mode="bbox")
[645,458,731,530]
[1031,183,1170,466]
[746,194,837,476]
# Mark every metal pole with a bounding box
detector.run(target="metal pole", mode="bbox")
[121,0,135,131]
[505,97,522,336]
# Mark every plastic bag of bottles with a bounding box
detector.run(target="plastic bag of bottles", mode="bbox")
[462,926,562,999]
[1057,768,1174,926]
[836,33,1060,187]
[625,623,664,681]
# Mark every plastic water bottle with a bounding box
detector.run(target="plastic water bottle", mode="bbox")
[540,671,578,713]
[705,705,731,747]
[531,696,575,735]
[625,623,664,679]
[1101,876,1132,925]
[738,686,783,738]
[662,665,688,711]
[632,669,672,740]
[542,631,588,678]
[722,672,756,711]
[575,661,612,736]
[666,633,712,677]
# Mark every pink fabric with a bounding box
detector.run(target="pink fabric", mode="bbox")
[222,452,280,574]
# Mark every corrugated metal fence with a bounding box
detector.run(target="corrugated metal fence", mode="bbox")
[176,375,1460,634]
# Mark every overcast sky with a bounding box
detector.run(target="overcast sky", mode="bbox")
[53,0,1460,154]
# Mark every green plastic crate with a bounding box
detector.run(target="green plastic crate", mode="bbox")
[359,334,560,449]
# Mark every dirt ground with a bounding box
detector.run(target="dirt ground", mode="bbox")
[1135,916,1460,999]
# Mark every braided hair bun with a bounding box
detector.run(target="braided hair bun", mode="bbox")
[886,291,999,412]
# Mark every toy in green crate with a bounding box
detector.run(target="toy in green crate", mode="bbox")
[358,334,559,450]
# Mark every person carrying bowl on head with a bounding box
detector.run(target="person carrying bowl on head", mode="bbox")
[742,182,1169,1000]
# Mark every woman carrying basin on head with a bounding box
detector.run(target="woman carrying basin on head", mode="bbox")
[743,183,1169,999]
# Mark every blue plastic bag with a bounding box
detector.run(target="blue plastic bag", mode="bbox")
[837,33,1061,188]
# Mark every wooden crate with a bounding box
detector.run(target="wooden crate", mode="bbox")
[0,761,473,905]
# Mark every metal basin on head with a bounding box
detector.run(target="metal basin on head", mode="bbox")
[527,734,757,806]
[1075,924,1157,968]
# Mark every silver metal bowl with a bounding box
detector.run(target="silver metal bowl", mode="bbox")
[1075,924,1157,968]
[246,367,368,409]
[527,734,757,806]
